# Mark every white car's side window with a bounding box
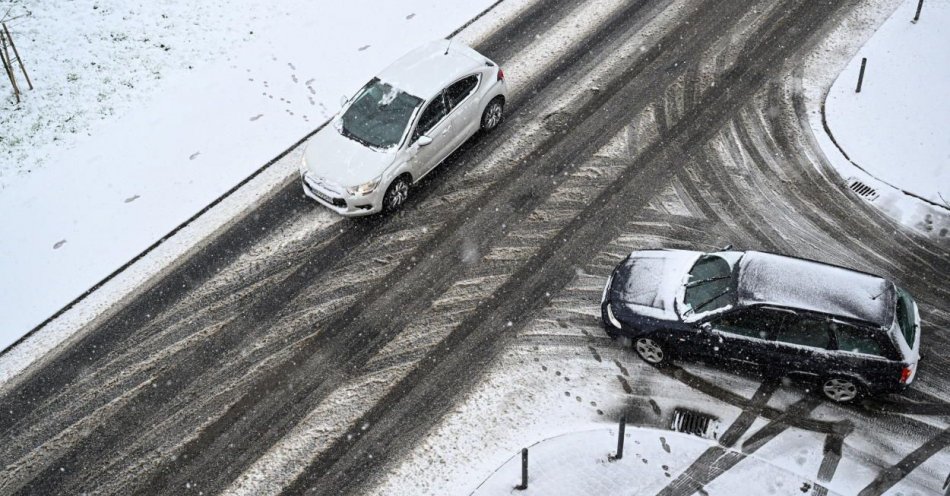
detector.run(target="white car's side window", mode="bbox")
[445,74,480,112]
[413,92,448,142]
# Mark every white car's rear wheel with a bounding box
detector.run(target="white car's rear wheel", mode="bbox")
[481,98,504,131]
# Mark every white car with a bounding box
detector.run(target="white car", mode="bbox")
[300,39,508,216]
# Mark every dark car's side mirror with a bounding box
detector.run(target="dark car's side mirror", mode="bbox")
[416,135,433,146]
[699,322,713,333]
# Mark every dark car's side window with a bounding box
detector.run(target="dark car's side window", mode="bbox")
[832,322,885,357]
[413,92,448,141]
[774,314,831,349]
[445,75,479,110]
[711,308,787,340]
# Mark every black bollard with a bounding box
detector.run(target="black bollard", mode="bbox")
[913,0,924,23]
[855,58,867,93]
[616,415,626,459]
[515,448,528,490]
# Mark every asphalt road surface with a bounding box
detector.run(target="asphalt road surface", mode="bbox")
[1,0,948,494]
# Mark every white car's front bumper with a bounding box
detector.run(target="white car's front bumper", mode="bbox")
[301,173,383,216]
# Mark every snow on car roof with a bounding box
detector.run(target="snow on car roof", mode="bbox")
[376,39,487,99]
[736,251,895,327]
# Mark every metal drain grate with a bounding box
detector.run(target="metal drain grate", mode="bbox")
[847,178,879,201]
[671,408,720,440]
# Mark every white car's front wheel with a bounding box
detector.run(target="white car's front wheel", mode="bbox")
[383,176,410,213]
[481,97,504,131]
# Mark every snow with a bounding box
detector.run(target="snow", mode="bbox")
[803,0,950,239]
[0,0,501,355]
[472,427,743,495]
[737,251,894,327]
[614,249,700,321]
[824,0,950,208]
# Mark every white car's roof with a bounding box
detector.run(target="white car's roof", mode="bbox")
[377,39,489,100]
[736,251,895,327]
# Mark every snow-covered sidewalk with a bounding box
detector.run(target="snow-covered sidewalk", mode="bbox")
[817,0,949,236]
[0,0,500,353]
[471,427,833,495]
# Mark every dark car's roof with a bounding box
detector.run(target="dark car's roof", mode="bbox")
[736,251,895,327]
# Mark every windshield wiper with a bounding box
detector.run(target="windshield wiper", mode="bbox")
[339,124,376,148]
[690,287,733,314]
[684,275,731,288]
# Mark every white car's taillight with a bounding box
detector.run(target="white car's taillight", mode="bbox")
[497,68,505,81]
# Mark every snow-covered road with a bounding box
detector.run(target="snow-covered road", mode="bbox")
[1,0,948,495]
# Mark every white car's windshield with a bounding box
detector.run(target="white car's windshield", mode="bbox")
[340,78,423,149]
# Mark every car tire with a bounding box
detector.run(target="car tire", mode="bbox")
[820,376,864,403]
[634,336,669,366]
[480,97,504,132]
[383,175,410,213]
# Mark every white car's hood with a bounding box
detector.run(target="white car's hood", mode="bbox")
[611,249,702,321]
[304,122,398,187]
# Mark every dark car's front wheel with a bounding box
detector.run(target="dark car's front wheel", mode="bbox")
[820,376,863,403]
[634,336,669,366]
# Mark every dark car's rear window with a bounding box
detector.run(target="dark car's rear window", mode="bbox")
[895,287,917,346]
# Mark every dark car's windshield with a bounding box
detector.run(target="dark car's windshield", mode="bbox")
[682,254,737,316]
[340,78,423,149]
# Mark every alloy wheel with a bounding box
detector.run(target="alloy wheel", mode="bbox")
[386,179,409,211]
[822,378,858,402]
[484,101,503,130]
[635,337,665,364]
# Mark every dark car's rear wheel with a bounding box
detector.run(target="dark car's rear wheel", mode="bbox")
[383,175,410,212]
[634,336,668,366]
[821,376,862,403]
[481,97,504,131]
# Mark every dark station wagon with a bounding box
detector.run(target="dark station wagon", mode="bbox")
[601,249,922,403]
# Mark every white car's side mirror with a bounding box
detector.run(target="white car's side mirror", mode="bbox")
[416,135,433,146]
[340,95,349,107]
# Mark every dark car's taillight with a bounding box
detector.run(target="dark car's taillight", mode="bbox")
[497,68,505,81]
[899,365,914,384]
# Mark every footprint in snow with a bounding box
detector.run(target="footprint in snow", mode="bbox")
[53,240,66,249]
[406,13,416,19]
[288,62,296,70]
[358,45,370,51]
[660,436,671,453]
[124,194,140,203]
[250,114,263,121]
[189,151,200,160]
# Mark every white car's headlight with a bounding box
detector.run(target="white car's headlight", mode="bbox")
[346,177,381,196]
